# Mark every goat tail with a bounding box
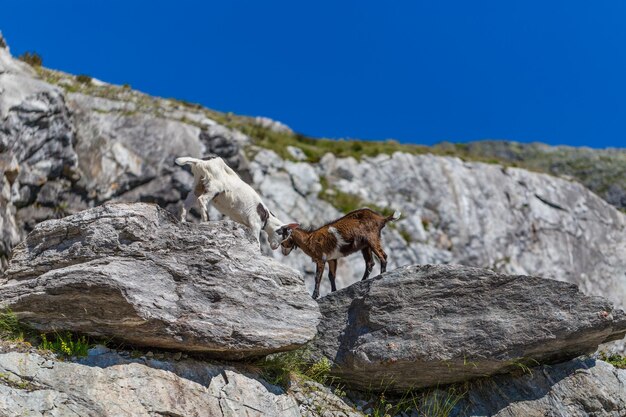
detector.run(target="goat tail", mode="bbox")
[385,210,402,223]
[175,156,203,166]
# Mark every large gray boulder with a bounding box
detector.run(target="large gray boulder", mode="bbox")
[0,203,320,358]
[455,358,626,417]
[0,350,301,417]
[312,264,626,391]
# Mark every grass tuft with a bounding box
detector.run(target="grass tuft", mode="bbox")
[506,357,540,377]
[18,51,42,67]
[40,332,90,357]
[416,387,467,417]
[399,228,414,244]
[318,176,395,216]
[0,309,24,341]
[76,74,92,84]
[362,385,466,417]
[255,349,333,389]
[599,352,626,369]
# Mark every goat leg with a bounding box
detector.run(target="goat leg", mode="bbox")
[372,244,388,274]
[312,260,325,299]
[361,247,375,280]
[199,196,211,222]
[181,192,197,222]
[327,260,338,292]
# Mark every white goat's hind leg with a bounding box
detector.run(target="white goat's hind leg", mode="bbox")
[198,196,211,222]
[181,192,197,222]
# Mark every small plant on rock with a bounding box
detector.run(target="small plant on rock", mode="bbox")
[255,349,333,389]
[416,387,466,417]
[0,309,24,341]
[18,51,42,67]
[599,352,626,369]
[76,74,92,84]
[40,332,89,357]
[359,383,466,417]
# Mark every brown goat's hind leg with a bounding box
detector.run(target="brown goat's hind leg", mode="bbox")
[312,260,325,299]
[372,243,388,274]
[328,260,338,292]
[361,248,375,281]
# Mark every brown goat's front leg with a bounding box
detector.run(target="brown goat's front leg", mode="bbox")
[327,260,338,292]
[361,247,375,280]
[312,260,325,299]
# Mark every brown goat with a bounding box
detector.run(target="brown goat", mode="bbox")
[278,208,401,299]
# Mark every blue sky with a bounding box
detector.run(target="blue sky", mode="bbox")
[1,1,625,148]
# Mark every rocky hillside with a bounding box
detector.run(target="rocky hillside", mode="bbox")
[2,29,626,415]
[431,140,626,211]
[2,32,625,312]
[0,203,625,416]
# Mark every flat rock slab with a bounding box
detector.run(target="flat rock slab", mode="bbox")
[312,264,626,391]
[0,203,320,359]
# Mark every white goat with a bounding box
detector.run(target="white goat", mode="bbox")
[175,156,287,250]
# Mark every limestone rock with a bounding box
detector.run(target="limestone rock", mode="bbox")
[254,116,293,134]
[290,377,364,417]
[2,28,625,327]
[256,150,626,308]
[0,203,320,358]
[456,358,626,417]
[312,264,626,391]
[0,350,301,417]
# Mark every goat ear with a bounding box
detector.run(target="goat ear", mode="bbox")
[287,223,299,230]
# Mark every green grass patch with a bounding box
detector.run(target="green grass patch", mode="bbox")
[40,332,90,358]
[416,387,467,417]
[76,74,92,84]
[0,309,25,341]
[18,51,42,67]
[214,112,432,162]
[255,349,333,389]
[318,176,395,216]
[399,228,414,244]
[599,352,626,369]
[362,386,466,417]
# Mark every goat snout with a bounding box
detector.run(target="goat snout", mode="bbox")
[281,244,294,256]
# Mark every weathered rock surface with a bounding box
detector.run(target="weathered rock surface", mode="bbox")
[456,358,626,417]
[0,350,301,417]
[0,37,253,269]
[0,39,81,270]
[312,264,626,391]
[83,345,363,417]
[257,150,626,308]
[290,377,364,417]
[0,202,320,358]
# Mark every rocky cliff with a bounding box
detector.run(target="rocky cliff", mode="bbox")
[1,33,625,308]
[0,204,625,416]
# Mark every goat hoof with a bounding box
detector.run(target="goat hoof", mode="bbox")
[312,291,319,299]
